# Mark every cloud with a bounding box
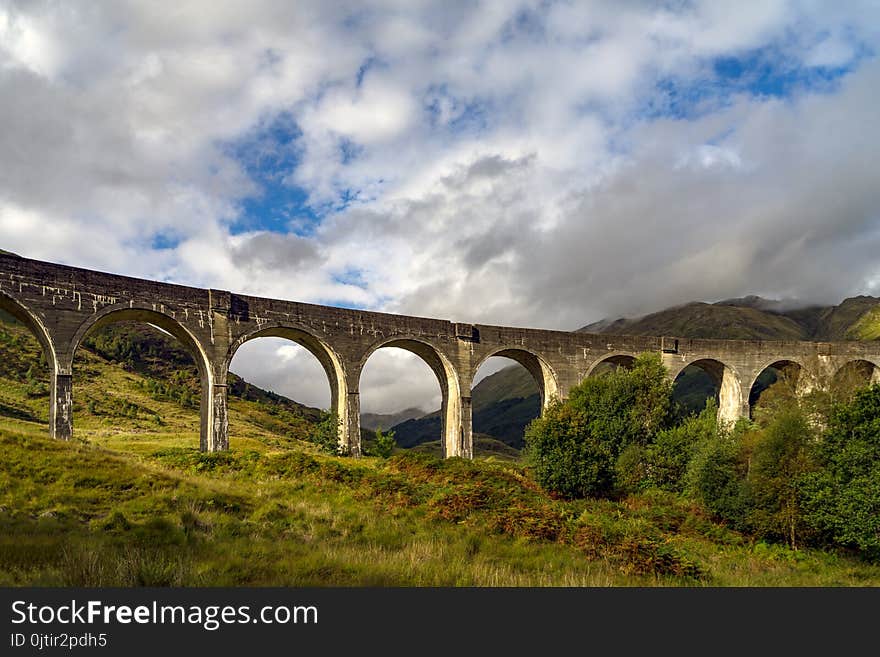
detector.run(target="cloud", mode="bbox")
[229,338,331,410]
[1,1,879,411]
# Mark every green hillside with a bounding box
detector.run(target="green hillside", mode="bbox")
[4,415,880,585]
[847,304,880,340]
[361,407,425,431]
[578,295,880,341]
[472,366,539,411]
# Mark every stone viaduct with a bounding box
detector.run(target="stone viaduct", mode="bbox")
[2,252,879,457]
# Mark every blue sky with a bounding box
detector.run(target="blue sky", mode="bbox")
[1,1,879,410]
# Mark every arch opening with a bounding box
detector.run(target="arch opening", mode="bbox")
[226,325,346,452]
[673,358,742,424]
[469,355,542,457]
[359,343,445,457]
[70,308,211,449]
[226,336,333,450]
[748,360,803,418]
[359,338,464,458]
[0,300,53,428]
[829,359,879,404]
[588,354,637,378]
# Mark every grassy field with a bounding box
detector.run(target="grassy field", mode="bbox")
[2,416,880,587]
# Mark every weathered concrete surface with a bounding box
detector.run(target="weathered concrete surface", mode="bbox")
[2,253,879,456]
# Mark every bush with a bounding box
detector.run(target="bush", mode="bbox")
[648,400,717,492]
[524,353,672,499]
[684,421,750,529]
[747,408,816,548]
[370,427,396,459]
[800,384,880,559]
[308,411,346,455]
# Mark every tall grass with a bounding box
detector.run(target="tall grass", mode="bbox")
[1,420,879,586]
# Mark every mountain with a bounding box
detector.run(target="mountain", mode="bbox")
[578,295,880,341]
[361,407,425,431]
[390,365,541,450]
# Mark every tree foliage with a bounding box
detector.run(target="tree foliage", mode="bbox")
[746,408,816,548]
[308,411,346,455]
[800,384,880,559]
[648,399,718,493]
[524,353,672,498]
[369,427,396,458]
[685,419,750,528]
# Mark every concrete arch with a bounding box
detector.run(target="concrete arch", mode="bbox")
[747,358,807,394]
[832,358,880,382]
[0,290,64,438]
[68,304,217,449]
[672,357,745,425]
[829,359,880,399]
[226,323,349,453]
[747,358,809,414]
[471,347,560,409]
[0,290,58,374]
[358,336,465,458]
[585,352,637,378]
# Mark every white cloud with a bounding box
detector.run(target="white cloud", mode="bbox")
[0,8,59,77]
[310,76,417,144]
[359,347,441,414]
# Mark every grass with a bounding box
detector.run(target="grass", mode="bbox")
[2,418,880,587]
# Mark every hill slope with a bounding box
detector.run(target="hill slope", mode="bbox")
[361,407,425,431]
[578,295,880,341]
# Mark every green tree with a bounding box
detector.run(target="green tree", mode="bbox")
[685,420,751,528]
[648,399,718,492]
[747,408,816,549]
[800,384,880,559]
[371,427,396,458]
[524,353,673,499]
[308,411,346,455]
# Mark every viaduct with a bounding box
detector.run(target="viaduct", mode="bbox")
[2,253,879,457]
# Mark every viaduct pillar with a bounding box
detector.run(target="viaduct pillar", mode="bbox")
[49,373,73,441]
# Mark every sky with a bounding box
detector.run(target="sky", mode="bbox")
[2,1,879,413]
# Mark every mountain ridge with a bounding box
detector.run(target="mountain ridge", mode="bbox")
[577,295,880,341]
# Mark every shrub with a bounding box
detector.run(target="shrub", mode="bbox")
[800,385,880,560]
[524,353,672,499]
[370,427,396,459]
[648,400,718,492]
[308,411,346,455]
[685,422,750,529]
[746,407,816,549]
